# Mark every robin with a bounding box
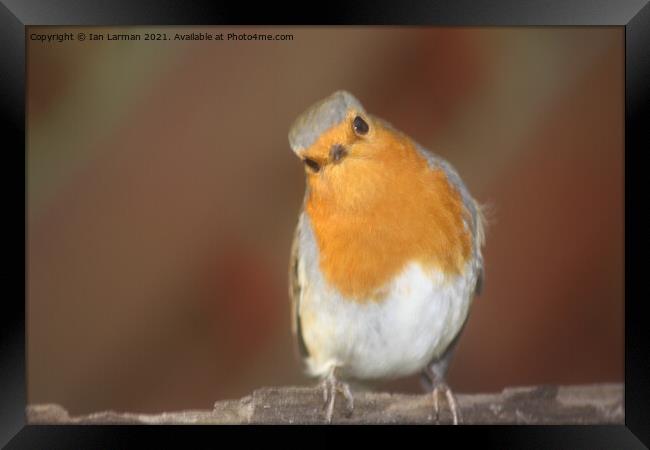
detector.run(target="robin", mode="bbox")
[288,91,486,424]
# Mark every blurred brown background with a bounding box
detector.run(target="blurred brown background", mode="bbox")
[27,27,623,415]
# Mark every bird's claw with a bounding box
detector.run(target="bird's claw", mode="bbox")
[431,383,462,425]
[320,369,354,423]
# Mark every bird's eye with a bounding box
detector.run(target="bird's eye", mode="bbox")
[352,116,369,135]
[304,158,321,173]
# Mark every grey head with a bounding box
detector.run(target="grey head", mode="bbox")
[289,91,366,155]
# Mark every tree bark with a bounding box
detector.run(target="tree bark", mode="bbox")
[27,383,623,425]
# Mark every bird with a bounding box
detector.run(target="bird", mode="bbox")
[288,90,486,424]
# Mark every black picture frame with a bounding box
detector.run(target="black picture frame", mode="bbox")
[3,0,648,447]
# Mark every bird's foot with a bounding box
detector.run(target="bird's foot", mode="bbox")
[431,382,462,425]
[320,368,354,423]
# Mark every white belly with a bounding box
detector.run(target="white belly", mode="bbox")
[297,218,478,380]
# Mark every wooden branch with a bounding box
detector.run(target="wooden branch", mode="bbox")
[27,383,623,425]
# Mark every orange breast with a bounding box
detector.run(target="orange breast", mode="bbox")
[305,123,471,303]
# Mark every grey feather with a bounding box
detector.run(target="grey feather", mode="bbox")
[289,91,365,153]
[289,210,310,361]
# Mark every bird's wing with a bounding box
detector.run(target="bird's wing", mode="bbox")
[472,199,487,296]
[289,217,310,360]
